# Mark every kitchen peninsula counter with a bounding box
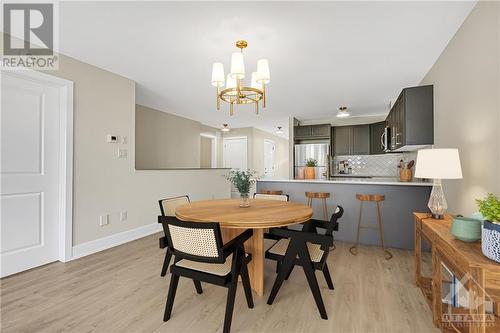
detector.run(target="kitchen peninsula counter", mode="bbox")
[259,177,432,186]
[257,178,431,250]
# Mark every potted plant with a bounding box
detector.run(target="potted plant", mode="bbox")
[225,169,258,208]
[476,193,500,263]
[304,158,317,179]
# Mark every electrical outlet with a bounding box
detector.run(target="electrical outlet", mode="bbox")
[120,211,127,222]
[99,214,109,226]
[118,149,128,158]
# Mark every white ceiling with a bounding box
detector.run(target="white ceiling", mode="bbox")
[59,1,475,137]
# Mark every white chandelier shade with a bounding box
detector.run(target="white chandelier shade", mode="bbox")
[230,52,245,79]
[251,72,260,89]
[256,59,270,83]
[211,62,225,87]
[212,40,270,115]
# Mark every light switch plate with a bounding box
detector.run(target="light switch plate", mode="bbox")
[120,211,127,222]
[107,134,119,143]
[118,149,128,158]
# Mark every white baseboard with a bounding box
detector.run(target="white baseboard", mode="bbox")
[71,223,162,260]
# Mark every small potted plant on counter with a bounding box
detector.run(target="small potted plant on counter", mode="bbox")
[225,169,258,208]
[305,158,317,179]
[476,193,500,263]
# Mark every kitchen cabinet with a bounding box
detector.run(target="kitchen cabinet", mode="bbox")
[333,125,370,155]
[333,126,351,155]
[370,121,386,154]
[311,124,331,138]
[294,124,331,140]
[386,85,433,151]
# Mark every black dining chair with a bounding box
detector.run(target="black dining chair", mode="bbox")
[158,195,190,277]
[265,205,344,320]
[158,215,254,333]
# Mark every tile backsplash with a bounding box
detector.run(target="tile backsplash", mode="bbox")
[334,152,417,177]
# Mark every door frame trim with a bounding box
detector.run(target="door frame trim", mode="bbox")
[4,70,74,262]
[264,139,275,178]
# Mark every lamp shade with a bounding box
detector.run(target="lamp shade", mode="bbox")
[211,62,225,87]
[256,59,270,83]
[230,52,245,79]
[415,148,463,179]
[225,74,237,96]
[251,72,260,89]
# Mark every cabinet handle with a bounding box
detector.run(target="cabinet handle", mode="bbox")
[381,132,386,150]
[396,131,402,145]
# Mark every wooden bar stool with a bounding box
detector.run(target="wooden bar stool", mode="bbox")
[305,192,335,250]
[349,194,392,260]
[258,189,283,195]
[305,192,330,220]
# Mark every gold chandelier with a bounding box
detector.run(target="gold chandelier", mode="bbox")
[211,40,270,116]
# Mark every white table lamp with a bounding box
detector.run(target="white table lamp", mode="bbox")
[415,148,462,219]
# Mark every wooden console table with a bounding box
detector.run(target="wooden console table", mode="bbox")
[414,213,500,333]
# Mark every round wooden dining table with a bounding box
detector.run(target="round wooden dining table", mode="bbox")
[176,198,313,296]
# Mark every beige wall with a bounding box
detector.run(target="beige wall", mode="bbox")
[200,136,212,168]
[135,105,201,169]
[251,128,289,179]
[30,47,230,246]
[222,127,289,179]
[420,1,500,215]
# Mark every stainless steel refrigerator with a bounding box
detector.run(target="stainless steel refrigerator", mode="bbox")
[294,143,330,179]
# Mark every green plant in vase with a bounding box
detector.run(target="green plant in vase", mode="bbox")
[475,193,500,263]
[225,169,258,207]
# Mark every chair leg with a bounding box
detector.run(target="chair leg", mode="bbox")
[322,263,334,290]
[163,273,180,321]
[285,264,295,280]
[349,201,363,255]
[223,276,239,333]
[267,247,296,305]
[193,280,203,294]
[160,248,172,277]
[276,261,281,274]
[240,262,254,309]
[376,201,393,260]
[298,247,328,320]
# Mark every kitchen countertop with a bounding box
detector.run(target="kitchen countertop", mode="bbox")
[258,177,432,186]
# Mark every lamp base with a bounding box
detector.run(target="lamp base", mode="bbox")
[428,179,448,219]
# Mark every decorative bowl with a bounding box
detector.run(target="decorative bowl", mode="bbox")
[451,217,482,242]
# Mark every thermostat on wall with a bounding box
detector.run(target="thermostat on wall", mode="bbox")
[106,134,119,143]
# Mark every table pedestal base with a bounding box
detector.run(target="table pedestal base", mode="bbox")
[221,228,264,296]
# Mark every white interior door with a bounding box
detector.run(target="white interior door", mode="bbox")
[1,72,62,277]
[223,137,248,197]
[223,137,247,170]
[264,139,275,179]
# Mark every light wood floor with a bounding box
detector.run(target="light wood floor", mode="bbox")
[1,234,438,333]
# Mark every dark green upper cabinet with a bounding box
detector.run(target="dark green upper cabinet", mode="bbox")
[333,125,370,156]
[294,124,331,140]
[386,85,433,151]
[333,126,351,155]
[310,124,331,138]
[351,125,370,155]
[294,125,312,138]
[370,121,386,154]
